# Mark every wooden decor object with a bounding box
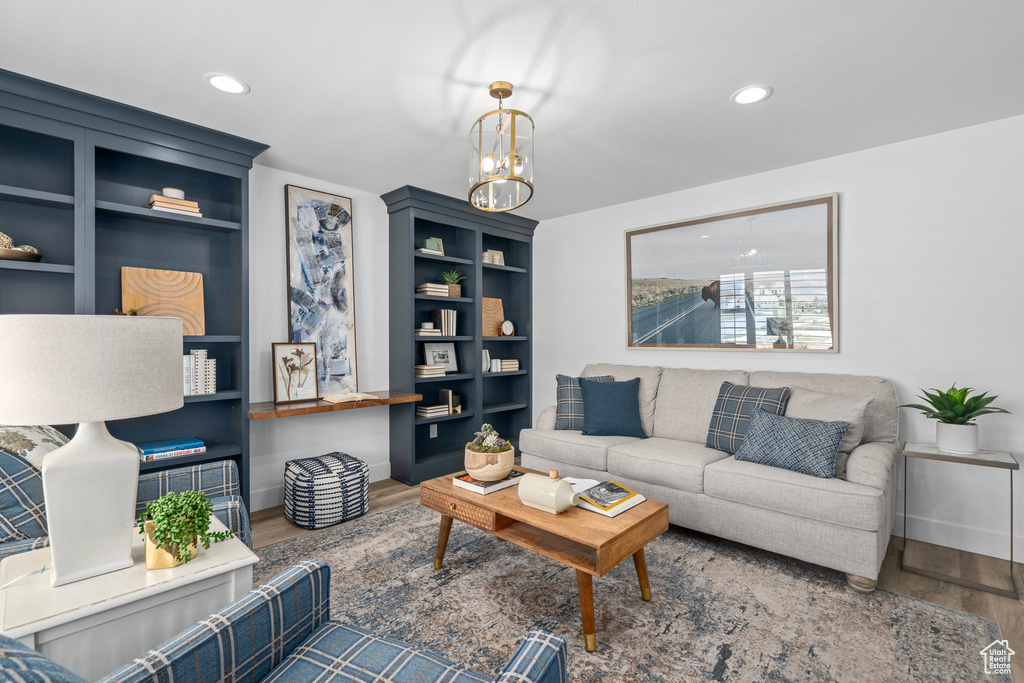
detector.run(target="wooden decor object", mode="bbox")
[121,266,206,335]
[482,297,505,337]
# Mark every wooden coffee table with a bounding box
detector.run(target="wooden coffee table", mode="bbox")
[420,469,669,651]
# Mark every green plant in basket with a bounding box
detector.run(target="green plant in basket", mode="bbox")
[900,385,1010,425]
[137,490,233,564]
[438,269,466,285]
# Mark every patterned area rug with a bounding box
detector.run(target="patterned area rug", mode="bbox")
[255,502,1007,682]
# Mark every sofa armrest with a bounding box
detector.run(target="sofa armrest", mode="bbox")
[211,495,252,548]
[536,406,557,430]
[496,629,568,683]
[100,561,331,683]
[136,460,241,515]
[845,441,899,491]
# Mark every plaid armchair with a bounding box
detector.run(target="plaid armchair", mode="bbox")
[0,561,568,683]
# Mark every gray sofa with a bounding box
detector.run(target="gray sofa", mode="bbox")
[521,364,899,593]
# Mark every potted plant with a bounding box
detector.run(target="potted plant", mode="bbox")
[438,269,466,298]
[465,423,515,481]
[137,490,234,569]
[901,385,1010,454]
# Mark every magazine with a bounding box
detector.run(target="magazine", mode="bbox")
[564,478,646,517]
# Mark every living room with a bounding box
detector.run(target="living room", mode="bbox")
[0,2,1021,682]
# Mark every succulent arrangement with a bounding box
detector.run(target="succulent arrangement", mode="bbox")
[466,423,512,453]
[138,490,234,564]
[900,385,1010,425]
[112,308,139,316]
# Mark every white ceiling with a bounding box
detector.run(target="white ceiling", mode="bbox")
[2,0,1023,221]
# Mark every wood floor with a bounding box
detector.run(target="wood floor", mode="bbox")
[251,479,1024,680]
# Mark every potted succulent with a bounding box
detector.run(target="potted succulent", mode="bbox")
[465,423,514,481]
[901,385,1010,455]
[137,490,234,569]
[438,269,466,298]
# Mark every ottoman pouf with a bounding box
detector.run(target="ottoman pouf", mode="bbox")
[284,452,369,530]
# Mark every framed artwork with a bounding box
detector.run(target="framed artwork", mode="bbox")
[273,342,319,403]
[423,342,459,373]
[625,194,838,351]
[285,185,358,394]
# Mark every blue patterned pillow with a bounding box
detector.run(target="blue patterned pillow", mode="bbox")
[555,375,613,430]
[706,382,791,454]
[735,408,849,478]
[0,451,48,541]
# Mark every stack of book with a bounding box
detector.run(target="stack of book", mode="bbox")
[500,359,520,372]
[137,437,206,462]
[430,309,457,335]
[183,349,217,395]
[416,325,442,336]
[416,404,450,419]
[149,193,202,218]
[414,364,445,378]
[416,283,450,297]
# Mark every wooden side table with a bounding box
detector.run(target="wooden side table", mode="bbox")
[901,442,1018,599]
[0,519,258,680]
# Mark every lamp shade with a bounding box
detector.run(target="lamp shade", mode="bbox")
[0,315,183,425]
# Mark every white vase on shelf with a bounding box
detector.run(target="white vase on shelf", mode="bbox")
[936,422,978,455]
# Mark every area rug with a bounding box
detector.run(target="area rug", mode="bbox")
[254,502,1007,682]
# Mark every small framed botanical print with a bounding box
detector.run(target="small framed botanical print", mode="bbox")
[273,342,319,403]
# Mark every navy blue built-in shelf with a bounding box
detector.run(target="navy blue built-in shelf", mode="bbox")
[0,70,267,505]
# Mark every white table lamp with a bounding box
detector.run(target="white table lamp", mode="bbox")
[0,315,182,585]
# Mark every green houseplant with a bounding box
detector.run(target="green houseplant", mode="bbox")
[901,385,1010,454]
[137,490,234,568]
[438,269,466,297]
[465,423,514,481]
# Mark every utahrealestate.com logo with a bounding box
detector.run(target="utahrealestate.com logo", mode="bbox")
[981,640,1014,676]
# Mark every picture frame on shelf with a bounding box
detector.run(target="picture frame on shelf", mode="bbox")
[272,342,319,403]
[422,237,444,255]
[423,342,459,373]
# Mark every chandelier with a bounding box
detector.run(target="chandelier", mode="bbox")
[468,81,534,212]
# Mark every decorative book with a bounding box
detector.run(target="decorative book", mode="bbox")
[321,392,379,404]
[453,469,526,494]
[565,478,646,517]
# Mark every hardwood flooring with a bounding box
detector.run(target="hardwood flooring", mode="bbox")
[251,479,1023,680]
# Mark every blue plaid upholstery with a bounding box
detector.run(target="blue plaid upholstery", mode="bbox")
[554,375,613,430]
[735,409,850,478]
[285,453,369,530]
[211,494,252,548]
[495,630,568,683]
[0,535,49,562]
[101,560,331,683]
[0,634,87,683]
[0,451,48,541]
[706,382,791,454]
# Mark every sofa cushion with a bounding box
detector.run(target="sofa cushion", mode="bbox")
[735,409,848,478]
[519,429,640,472]
[652,368,749,442]
[607,438,730,494]
[0,633,88,683]
[581,364,663,436]
[555,374,612,430]
[579,378,647,438]
[704,457,886,531]
[706,382,791,454]
[262,621,490,683]
[784,387,871,454]
[0,451,47,541]
[0,425,69,470]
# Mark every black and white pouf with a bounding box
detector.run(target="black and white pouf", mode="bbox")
[283,452,369,530]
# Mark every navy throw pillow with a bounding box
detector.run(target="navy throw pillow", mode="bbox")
[555,374,613,430]
[578,377,647,438]
[706,381,791,454]
[734,408,849,478]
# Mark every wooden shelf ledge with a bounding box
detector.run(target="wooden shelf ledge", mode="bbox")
[247,389,421,421]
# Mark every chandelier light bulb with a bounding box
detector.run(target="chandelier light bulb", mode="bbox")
[480,156,495,174]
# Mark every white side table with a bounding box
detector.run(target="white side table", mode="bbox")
[901,441,1018,599]
[0,518,258,680]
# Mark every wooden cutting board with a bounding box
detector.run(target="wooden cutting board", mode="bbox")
[482,297,504,337]
[121,266,205,335]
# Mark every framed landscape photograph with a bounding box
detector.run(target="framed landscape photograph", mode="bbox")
[285,185,358,394]
[422,342,459,373]
[273,342,319,403]
[626,194,838,351]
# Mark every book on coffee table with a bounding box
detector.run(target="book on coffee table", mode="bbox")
[565,478,646,517]
[452,469,526,494]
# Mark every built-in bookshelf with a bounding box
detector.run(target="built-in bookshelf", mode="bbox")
[0,70,266,504]
[382,186,536,485]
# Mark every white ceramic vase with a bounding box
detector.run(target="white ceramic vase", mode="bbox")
[936,422,979,455]
[518,472,579,514]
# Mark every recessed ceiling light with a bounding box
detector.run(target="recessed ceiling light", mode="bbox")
[700,235,710,239]
[731,85,772,105]
[204,73,250,95]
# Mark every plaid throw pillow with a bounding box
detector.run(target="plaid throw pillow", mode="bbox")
[555,375,613,430]
[0,451,48,541]
[734,408,849,478]
[706,381,791,454]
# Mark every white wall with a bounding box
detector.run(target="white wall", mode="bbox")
[533,115,1024,560]
[248,165,391,511]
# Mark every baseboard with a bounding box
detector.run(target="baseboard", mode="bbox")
[250,461,392,513]
[896,512,1023,562]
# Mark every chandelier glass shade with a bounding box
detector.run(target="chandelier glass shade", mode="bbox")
[469,81,534,212]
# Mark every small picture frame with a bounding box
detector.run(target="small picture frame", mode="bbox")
[423,236,445,255]
[423,341,459,373]
[273,342,319,403]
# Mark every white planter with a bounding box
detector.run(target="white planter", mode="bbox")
[936,422,979,455]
